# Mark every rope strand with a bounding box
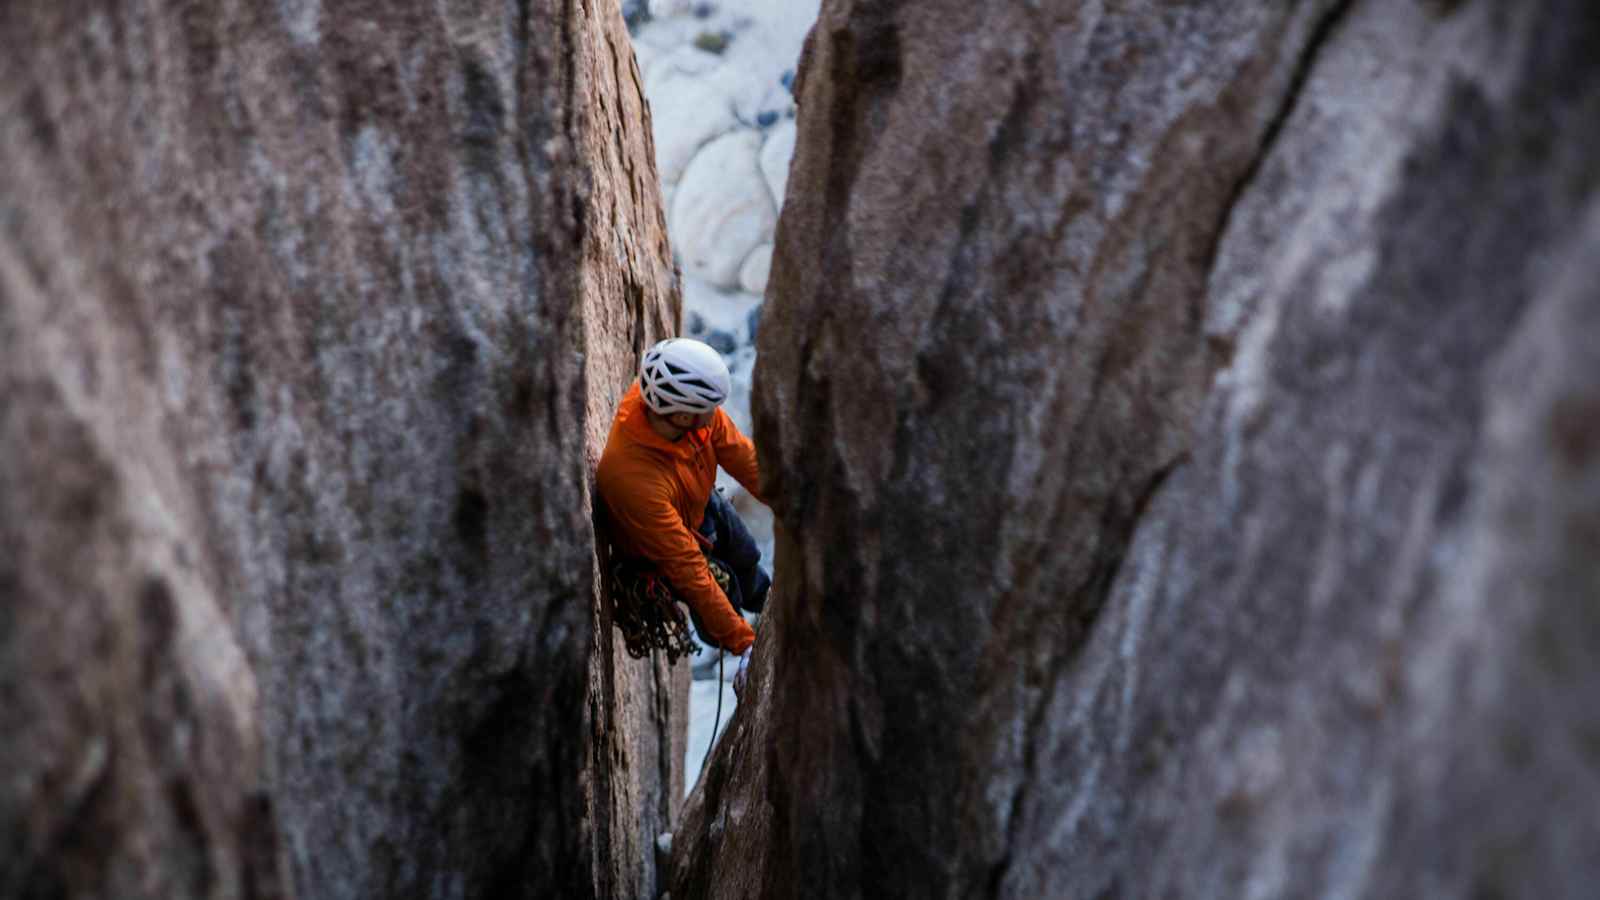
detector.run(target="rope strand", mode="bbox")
[702,650,724,777]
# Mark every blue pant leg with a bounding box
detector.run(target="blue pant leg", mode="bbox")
[701,490,771,614]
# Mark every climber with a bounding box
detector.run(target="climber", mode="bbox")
[597,337,771,692]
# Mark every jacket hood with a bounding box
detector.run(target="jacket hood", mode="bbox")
[617,380,706,460]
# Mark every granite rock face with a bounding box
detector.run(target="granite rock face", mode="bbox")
[1,2,680,899]
[574,1,690,896]
[671,2,1600,898]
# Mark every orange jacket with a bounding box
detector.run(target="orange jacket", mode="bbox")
[597,380,764,654]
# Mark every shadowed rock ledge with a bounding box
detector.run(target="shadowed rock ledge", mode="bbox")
[1,1,681,898]
[671,2,1600,898]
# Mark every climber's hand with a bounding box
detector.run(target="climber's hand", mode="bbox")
[733,648,752,698]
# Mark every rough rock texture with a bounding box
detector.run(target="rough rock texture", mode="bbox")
[1,2,680,899]
[671,1,1600,899]
[573,2,689,897]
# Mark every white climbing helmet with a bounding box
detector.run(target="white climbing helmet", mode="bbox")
[639,338,731,416]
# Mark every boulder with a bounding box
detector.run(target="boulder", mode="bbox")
[680,276,763,362]
[632,39,661,77]
[739,244,774,296]
[671,1,1600,899]
[746,304,764,343]
[643,51,740,187]
[621,0,651,30]
[0,1,682,898]
[648,0,698,19]
[759,120,797,207]
[671,131,777,289]
[635,0,818,177]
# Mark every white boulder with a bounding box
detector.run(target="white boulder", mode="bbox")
[671,131,776,288]
[631,39,659,76]
[682,275,761,344]
[644,53,739,187]
[739,244,773,296]
[647,41,722,78]
[759,120,796,206]
[633,0,814,126]
[647,0,695,19]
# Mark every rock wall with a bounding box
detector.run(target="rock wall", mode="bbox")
[671,1,1600,898]
[1,1,680,898]
[574,1,689,897]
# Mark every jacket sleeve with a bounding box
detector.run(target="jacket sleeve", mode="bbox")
[599,465,755,654]
[711,410,767,504]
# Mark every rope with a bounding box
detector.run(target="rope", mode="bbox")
[607,555,738,665]
[608,560,700,663]
[607,550,736,773]
[702,650,724,778]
